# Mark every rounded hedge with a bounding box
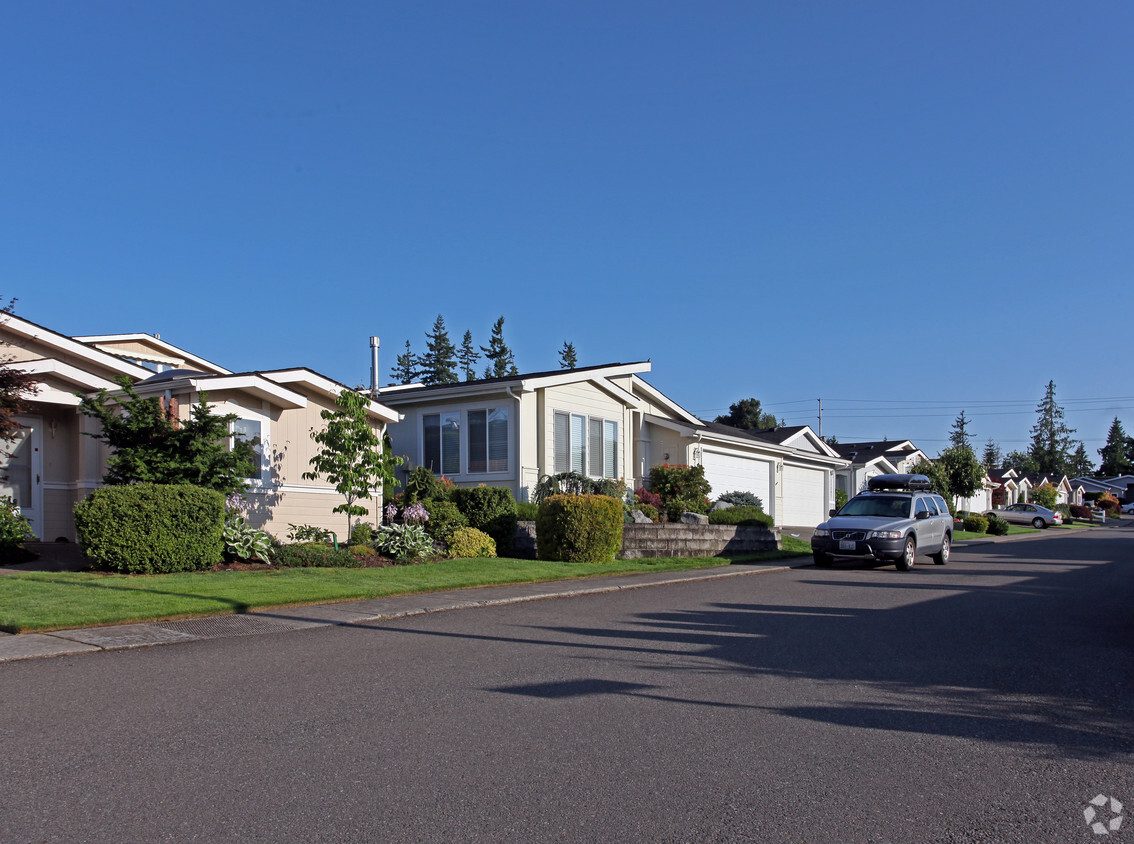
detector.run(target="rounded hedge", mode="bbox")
[536,494,623,564]
[446,526,497,559]
[985,514,1010,536]
[74,483,224,574]
[962,514,988,534]
[708,506,773,527]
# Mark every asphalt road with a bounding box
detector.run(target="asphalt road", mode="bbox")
[2,528,1132,843]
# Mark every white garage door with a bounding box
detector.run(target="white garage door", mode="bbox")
[782,465,827,526]
[700,450,772,510]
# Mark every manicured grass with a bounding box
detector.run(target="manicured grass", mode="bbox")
[0,546,809,634]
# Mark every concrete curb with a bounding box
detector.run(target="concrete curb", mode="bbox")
[0,561,801,665]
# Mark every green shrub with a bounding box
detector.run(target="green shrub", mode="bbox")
[286,523,334,543]
[1054,503,1072,521]
[0,497,36,561]
[274,542,364,568]
[446,526,497,558]
[708,506,773,527]
[1030,482,1058,510]
[1069,503,1093,521]
[716,490,763,510]
[420,498,468,542]
[536,494,624,563]
[533,472,628,503]
[835,488,849,511]
[515,501,540,521]
[403,466,450,506]
[374,523,434,563]
[962,514,988,534]
[346,543,379,559]
[648,464,712,504]
[349,522,375,546]
[451,486,517,555]
[986,514,1009,535]
[664,497,710,522]
[1098,493,1121,514]
[637,503,660,522]
[74,484,224,574]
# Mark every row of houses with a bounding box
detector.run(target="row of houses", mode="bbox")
[5,313,1123,545]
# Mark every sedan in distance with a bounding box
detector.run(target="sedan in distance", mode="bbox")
[984,502,1062,529]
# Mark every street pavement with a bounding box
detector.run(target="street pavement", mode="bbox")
[0,524,1131,843]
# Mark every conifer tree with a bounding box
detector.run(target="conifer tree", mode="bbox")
[1069,441,1095,477]
[421,315,458,385]
[559,341,578,370]
[1028,380,1075,475]
[949,410,973,452]
[480,316,518,378]
[981,438,1002,472]
[390,340,420,385]
[457,330,479,381]
[1098,417,1132,477]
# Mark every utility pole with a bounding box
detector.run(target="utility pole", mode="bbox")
[818,398,822,438]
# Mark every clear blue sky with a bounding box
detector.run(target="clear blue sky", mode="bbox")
[3,1,1132,462]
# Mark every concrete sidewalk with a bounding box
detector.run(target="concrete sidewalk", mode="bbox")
[0,561,798,664]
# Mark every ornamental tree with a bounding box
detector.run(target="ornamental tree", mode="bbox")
[303,389,404,536]
[78,378,253,495]
[714,398,779,431]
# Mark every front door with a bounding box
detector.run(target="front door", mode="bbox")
[0,415,42,540]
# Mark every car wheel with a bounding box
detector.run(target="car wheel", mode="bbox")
[896,536,916,571]
[932,533,950,565]
[813,551,832,567]
[1032,517,1045,529]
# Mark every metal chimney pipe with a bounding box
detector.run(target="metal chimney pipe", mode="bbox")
[369,336,380,396]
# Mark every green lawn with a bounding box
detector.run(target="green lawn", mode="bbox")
[1,544,810,634]
[953,521,1094,541]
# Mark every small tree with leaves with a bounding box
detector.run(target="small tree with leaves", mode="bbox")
[457,330,479,381]
[303,389,403,536]
[390,340,420,385]
[715,398,779,431]
[481,316,518,378]
[559,341,578,370]
[79,378,253,495]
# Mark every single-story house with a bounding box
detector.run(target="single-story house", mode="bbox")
[832,440,929,496]
[1070,475,1134,503]
[1,314,399,542]
[379,361,848,528]
[954,474,999,513]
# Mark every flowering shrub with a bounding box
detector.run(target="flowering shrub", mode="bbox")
[647,464,712,506]
[634,488,663,509]
[1098,493,1121,514]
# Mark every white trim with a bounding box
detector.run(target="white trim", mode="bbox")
[10,358,121,392]
[629,377,702,425]
[129,373,307,409]
[2,315,151,380]
[25,386,83,406]
[43,479,104,491]
[262,369,399,423]
[586,378,638,408]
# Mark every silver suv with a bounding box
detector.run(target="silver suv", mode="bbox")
[811,474,952,571]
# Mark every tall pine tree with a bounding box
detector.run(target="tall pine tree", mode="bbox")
[981,438,1002,472]
[949,411,973,452]
[457,330,479,381]
[1028,380,1075,475]
[1098,417,1132,476]
[421,315,458,385]
[1068,441,1095,477]
[480,316,518,378]
[559,341,578,369]
[390,340,420,385]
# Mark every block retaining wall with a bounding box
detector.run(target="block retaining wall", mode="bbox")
[514,521,780,560]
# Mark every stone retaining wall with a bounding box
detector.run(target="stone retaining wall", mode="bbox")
[513,521,779,560]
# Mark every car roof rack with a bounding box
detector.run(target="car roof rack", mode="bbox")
[866,473,933,492]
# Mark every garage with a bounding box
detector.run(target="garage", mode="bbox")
[782,464,827,526]
[700,449,773,512]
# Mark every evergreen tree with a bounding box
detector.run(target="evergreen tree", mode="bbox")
[457,330,479,381]
[421,315,458,385]
[559,341,578,370]
[1004,449,1039,474]
[1098,417,1132,477]
[981,438,1002,472]
[1069,441,1095,477]
[480,316,518,378]
[949,410,973,452]
[714,398,779,431]
[1028,380,1075,475]
[78,378,253,496]
[390,340,420,385]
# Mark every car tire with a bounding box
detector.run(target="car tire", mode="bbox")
[896,536,916,571]
[1032,517,1045,529]
[813,551,832,567]
[932,534,950,565]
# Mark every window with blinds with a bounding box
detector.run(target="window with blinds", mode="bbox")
[423,411,461,475]
[468,407,509,473]
[424,408,509,475]
[553,411,619,478]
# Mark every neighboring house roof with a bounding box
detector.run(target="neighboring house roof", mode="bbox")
[377,361,653,402]
[73,333,231,375]
[831,440,922,467]
[699,422,844,460]
[2,313,152,381]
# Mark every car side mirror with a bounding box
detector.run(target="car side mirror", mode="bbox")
[829,509,837,517]
[915,511,930,520]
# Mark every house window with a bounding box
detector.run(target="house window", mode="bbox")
[554,412,618,478]
[468,408,509,473]
[232,418,265,482]
[423,412,461,475]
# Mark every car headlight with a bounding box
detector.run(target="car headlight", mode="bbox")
[870,530,903,540]
[813,528,829,537]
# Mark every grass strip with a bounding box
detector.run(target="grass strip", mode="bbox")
[1,547,808,634]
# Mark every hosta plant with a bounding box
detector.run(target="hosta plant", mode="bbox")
[374,522,434,564]
[224,516,274,563]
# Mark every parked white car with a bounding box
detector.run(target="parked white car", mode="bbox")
[983,502,1062,529]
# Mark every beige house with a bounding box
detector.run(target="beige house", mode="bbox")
[380,361,847,528]
[1,314,398,542]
